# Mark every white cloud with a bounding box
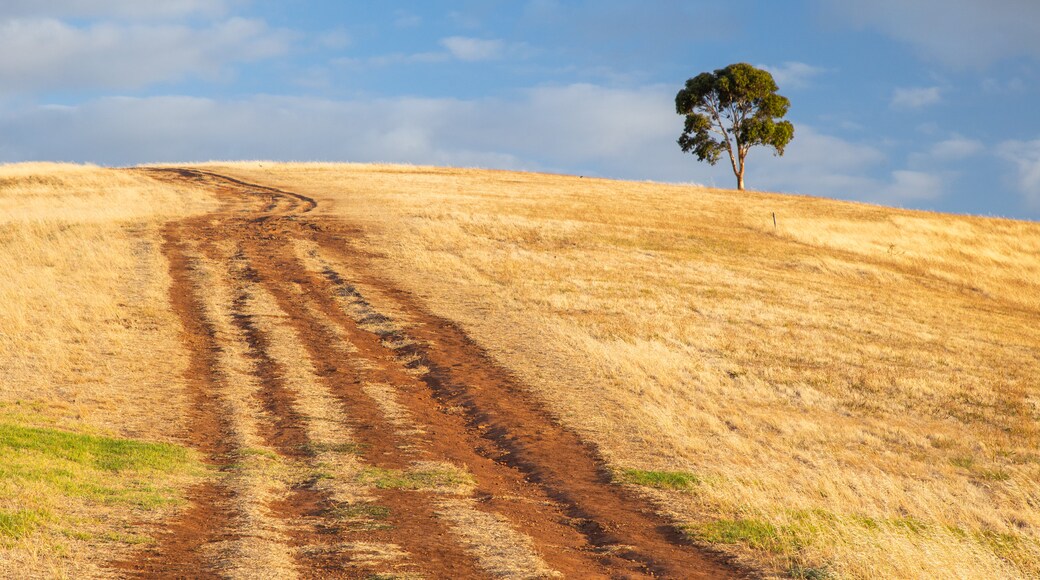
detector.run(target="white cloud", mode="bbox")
[878,170,944,201]
[817,0,1040,68]
[755,125,885,194]
[0,86,709,181]
[0,18,290,92]
[981,77,1026,94]
[756,127,953,203]
[0,95,529,169]
[0,0,231,20]
[0,88,949,208]
[906,135,985,173]
[998,139,1040,208]
[891,86,942,109]
[758,62,827,89]
[440,37,505,62]
[928,136,984,161]
[334,52,449,70]
[316,29,351,51]
[393,10,422,28]
[339,37,528,71]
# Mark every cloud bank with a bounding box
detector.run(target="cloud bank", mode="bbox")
[0,0,233,20]
[0,85,956,209]
[999,139,1040,208]
[818,0,1040,68]
[0,18,290,92]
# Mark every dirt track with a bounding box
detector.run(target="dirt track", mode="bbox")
[113,168,747,579]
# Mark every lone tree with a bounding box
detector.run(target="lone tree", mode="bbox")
[675,63,794,190]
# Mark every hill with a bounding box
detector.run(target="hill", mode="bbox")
[1,162,1038,578]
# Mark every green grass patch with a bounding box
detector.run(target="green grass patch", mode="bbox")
[693,518,785,552]
[330,501,391,521]
[890,516,928,535]
[0,422,204,508]
[329,501,393,531]
[0,509,48,540]
[617,468,700,490]
[0,420,206,547]
[0,423,196,473]
[788,563,834,580]
[976,469,1011,482]
[235,447,279,460]
[307,441,367,455]
[356,466,473,491]
[851,514,880,530]
[975,530,1022,560]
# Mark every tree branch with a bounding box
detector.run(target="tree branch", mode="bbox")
[707,96,740,180]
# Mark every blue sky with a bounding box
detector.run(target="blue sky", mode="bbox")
[1,1,1039,220]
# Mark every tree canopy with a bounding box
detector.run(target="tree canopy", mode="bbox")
[675,63,794,190]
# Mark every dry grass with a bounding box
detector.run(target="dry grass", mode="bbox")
[207,161,1040,579]
[0,163,217,577]
[0,164,216,435]
[435,498,561,579]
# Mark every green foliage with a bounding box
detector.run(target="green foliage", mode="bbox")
[617,468,700,490]
[675,63,795,189]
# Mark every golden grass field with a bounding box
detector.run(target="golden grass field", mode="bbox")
[0,164,216,577]
[2,160,1039,578]
[210,162,1040,578]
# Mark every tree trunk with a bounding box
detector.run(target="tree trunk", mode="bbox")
[736,153,746,191]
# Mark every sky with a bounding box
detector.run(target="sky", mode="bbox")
[1,1,1039,220]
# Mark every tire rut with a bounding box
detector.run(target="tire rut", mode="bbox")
[118,167,750,580]
[125,168,488,579]
[220,245,479,578]
[238,239,504,580]
[226,254,311,459]
[111,225,239,579]
[247,237,625,578]
[310,241,743,579]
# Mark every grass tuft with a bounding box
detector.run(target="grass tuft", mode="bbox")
[693,518,785,553]
[307,441,367,455]
[330,501,391,521]
[617,468,700,490]
[0,510,48,541]
[356,465,473,491]
[789,563,834,580]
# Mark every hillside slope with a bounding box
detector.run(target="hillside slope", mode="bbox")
[0,164,216,577]
[207,162,1040,578]
[2,162,1038,578]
